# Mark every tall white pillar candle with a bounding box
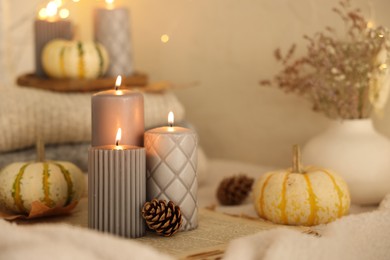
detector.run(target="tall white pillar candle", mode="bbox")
[144,112,198,231]
[88,131,146,238]
[92,76,144,147]
[94,1,133,77]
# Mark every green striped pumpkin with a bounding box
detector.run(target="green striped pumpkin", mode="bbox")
[42,39,109,79]
[0,161,85,214]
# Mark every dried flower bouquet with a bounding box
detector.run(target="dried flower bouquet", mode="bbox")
[261,0,390,119]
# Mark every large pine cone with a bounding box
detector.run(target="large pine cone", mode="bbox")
[142,199,183,237]
[217,174,254,205]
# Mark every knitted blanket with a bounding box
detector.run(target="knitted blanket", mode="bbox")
[0,144,210,185]
[0,87,185,152]
[0,143,90,171]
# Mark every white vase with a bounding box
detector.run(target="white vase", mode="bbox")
[302,119,390,205]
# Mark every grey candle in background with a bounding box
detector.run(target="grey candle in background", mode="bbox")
[88,145,146,238]
[34,19,73,77]
[91,89,144,147]
[94,7,134,77]
[144,125,198,231]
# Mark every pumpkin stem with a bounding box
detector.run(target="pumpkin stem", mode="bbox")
[292,144,302,173]
[36,135,45,162]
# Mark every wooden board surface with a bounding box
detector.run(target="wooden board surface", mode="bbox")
[16,72,148,93]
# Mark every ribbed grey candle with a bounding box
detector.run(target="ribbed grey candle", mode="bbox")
[144,127,198,231]
[34,19,73,77]
[88,146,146,238]
[94,7,134,77]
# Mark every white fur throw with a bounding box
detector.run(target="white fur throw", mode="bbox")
[0,218,174,260]
[224,195,390,260]
[0,87,185,152]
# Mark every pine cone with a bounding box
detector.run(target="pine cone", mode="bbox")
[217,174,254,205]
[142,199,182,237]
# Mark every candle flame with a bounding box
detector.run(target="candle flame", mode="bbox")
[168,111,174,127]
[115,128,122,146]
[115,75,122,91]
[105,0,115,9]
[38,0,68,20]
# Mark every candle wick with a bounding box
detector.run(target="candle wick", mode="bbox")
[115,86,119,91]
[116,140,119,146]
[169,122,173,127]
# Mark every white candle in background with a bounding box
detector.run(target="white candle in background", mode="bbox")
[94,0,134,76]
[34,1,73,77]
[91,76,144,147]
[144,112,199,231]
[89,128,146,238]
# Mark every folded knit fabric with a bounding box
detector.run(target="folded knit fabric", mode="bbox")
[224,194,390,260]
[0,87,185,152]
[0,143,90,171]
[0,143,209,183]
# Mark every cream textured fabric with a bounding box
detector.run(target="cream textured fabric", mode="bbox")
[0,0,12,87]
[0,87,185,152]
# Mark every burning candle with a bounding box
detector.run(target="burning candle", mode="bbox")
[144,112,199,231]
[91,76,144,147]
[94,0,134,76]
[34,0,73,77]
[89,128,146,238]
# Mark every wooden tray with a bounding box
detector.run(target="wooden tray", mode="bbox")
[16,72,148,93]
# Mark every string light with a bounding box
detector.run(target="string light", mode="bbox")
[59,8,70,19]
[38,8,47,19]
[161,34,170,43]
[54,0,63,7]
[46,1,58,17]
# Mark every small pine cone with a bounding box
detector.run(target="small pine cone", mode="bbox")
[142,199,182,237]
[217,174,254,205]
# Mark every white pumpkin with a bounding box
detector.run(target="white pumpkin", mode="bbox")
[253,145,350,226]
[0,161,85,214]
[42,39,109,79]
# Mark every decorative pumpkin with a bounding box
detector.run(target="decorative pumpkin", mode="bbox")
[0,161,85,214]
[253,145,350,226]
[42,39,109,79]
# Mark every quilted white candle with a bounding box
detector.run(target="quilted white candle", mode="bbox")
[91,76,144,147]
[144,112,198,231]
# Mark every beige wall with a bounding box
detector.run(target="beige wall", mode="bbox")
[129,0,390,167]
[7,0,390,167]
